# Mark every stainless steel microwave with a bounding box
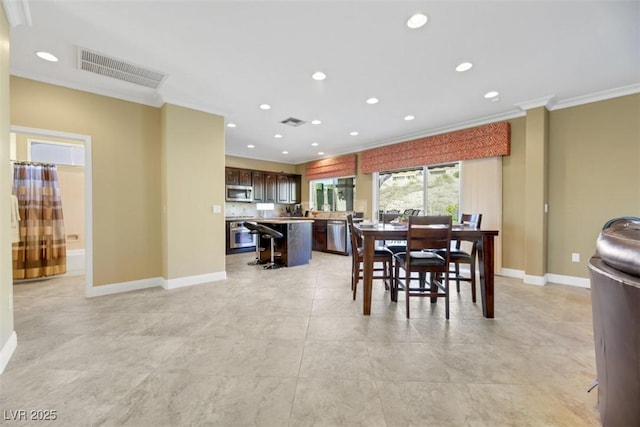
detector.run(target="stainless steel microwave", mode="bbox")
[226,185,253,202]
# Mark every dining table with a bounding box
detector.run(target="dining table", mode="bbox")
[353,222,499,318]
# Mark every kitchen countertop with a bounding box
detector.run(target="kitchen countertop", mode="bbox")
[225,217,312,222]
[254,218,314,224]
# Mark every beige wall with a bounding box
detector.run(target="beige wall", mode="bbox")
[225,155,297,174]
[10,77,162,286]
[162,104,225,280]
[502,117,527,271]
[547,94,640,277]
[0,7,14,361]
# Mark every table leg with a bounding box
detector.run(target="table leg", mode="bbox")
[362,234,374,315]
[477,234,495,318]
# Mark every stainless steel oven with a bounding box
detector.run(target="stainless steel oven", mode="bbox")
[229,221,256,249]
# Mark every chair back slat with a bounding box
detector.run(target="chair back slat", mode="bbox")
[407,215,452,253]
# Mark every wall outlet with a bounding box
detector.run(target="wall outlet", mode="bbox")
[571,253,580,263]
[212,205,221,214]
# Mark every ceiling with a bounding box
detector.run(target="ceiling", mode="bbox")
[5,1,640,165]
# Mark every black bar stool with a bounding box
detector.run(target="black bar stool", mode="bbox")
[243,222,266,265]
[255,224,284,269]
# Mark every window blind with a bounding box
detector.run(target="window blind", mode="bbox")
[306,154,357,180]
[361,121,510,173]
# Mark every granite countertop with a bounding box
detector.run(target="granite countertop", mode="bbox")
[254,218,314,224]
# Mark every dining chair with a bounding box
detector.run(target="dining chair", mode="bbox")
[437,213,482,302]
[346,214,393,300]
[391,215,452,319]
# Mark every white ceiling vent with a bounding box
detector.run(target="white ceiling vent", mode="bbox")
[77,47,165,89]
[280,117,306,127]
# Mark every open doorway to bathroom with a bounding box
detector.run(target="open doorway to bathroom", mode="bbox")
[9,126,93,295]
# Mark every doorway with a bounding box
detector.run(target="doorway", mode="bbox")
[9,126,93,296]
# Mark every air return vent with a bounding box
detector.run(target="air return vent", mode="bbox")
[280,117,306,127]
[77,47,165,89]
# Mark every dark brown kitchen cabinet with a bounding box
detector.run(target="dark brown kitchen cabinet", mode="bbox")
[276,174,301,204]
[312,219,327,251]
[264,173,277,202]
[252,171,264,201]
[226,168,252,186]
[277,174,291,203]
[289,175,301,203]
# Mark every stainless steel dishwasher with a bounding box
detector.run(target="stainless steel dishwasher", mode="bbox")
[326,219,348,254]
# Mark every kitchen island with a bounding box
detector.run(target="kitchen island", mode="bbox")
[254,219,313,267]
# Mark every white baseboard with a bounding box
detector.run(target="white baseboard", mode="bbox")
[65,249,85,276]
[524,274,547,286]
[546,273,591,289]
[499,268,590,288]
[163,271,227,290]
[499,268,524,279]
[86,277,164,297]
[85,270,228,297]
[0,331,17,375]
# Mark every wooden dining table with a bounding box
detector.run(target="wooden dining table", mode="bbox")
[354,223,499,318]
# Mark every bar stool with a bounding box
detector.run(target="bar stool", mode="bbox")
[255,223,284,270]
[243,222,266,265]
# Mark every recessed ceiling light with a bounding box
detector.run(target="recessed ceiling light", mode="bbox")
[407,13,428,29]
[274,134,283,138]
[282,151,288,154]
[247,144,255,148]
[491,97,501,103]
[484,91,499,99]
[311,142,319,147]
[311,119,322,125]
[350,131,359,136]
[312,71,326,81]
[36,51,58,62]
[318,152,325,155]
[259,104,271,110]
[366,97,379,105]
[456,62,473,72]
[226,123,236,128]
[404,115,415,121]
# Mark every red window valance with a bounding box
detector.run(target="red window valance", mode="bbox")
[306,154,357,181]
[361,121,510,173]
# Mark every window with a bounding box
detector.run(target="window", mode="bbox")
[377,162,459,220]
[29,139,85,167]
[310,177,356,212]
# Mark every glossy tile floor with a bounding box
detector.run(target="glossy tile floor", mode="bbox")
[2,251,600,426]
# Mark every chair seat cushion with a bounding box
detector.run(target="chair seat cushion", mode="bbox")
[384,244,406,254]
[357,247,393,257]
[437,249,472,261]
[394,251,446,267]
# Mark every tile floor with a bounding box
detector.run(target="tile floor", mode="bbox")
[1,251,601,426]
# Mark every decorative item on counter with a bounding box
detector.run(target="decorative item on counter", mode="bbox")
[257,202,275,218]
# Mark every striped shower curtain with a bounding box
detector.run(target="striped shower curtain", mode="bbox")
[12,162,67,280]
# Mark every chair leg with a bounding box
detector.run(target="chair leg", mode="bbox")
[444,273,450,319]
[470,257,477,303]
[454,262,461,293]
[405,274,411,318]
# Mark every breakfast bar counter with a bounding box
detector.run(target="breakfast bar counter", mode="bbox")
[254,219,313,267]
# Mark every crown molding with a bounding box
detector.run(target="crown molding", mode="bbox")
[549,83,640,111]
[2,0,31,27]
[514,95,557,111]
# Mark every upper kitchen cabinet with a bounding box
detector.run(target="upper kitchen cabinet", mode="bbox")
[264,173,277,202]
[277,174,301,204]
[225,168,252,186]
[277,174,291,203]
[252,171,264,201]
